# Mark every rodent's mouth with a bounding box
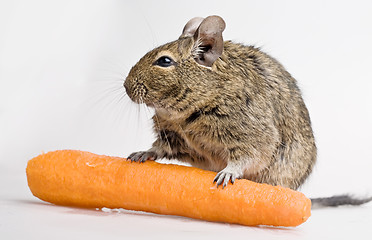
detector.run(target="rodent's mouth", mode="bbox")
[124,80,149,104]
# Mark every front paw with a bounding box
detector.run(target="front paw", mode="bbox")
[127,151,158,163]
[213,168,242,189]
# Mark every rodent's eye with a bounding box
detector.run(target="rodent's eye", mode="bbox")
[154,56,176,67]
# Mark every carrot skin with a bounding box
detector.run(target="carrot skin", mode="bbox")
[26,150,311,227]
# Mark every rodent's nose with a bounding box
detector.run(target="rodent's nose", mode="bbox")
[123,79,130,95]
[123,79,134,101]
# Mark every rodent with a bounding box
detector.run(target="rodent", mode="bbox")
[124,15,371,207]
[124,15,316,190]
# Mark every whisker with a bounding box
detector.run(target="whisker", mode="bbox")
[96,54,130,77]
[97,77,123,83]
[91,85,125,110]
[117,92,127,104]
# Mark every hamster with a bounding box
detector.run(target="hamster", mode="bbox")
[124,16,371,207]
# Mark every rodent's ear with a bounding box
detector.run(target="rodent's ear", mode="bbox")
[192,15,226,67]
[179,17,205,38]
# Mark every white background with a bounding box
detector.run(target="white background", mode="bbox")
[1,0,371,239]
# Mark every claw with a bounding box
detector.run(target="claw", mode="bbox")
[213,168,241,189]
[127,151,157,163]
[127,152,142,162]
[223,173,231,188]
[213,172,222,184]
[231,175,236,184]
[139,152,151,163]
[214,172,224,187]
[127,152,137,161]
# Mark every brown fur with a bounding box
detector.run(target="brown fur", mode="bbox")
[124,16,316,190]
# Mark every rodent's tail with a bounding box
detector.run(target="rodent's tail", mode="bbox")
[311,195,372,209]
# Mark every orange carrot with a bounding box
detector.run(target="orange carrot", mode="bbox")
[26,150,311,227]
